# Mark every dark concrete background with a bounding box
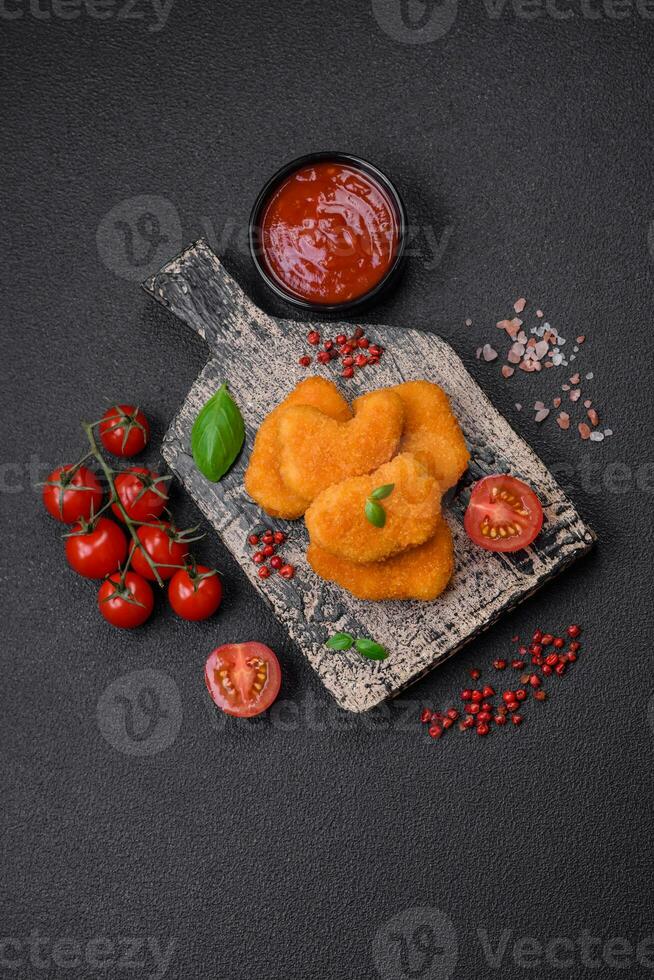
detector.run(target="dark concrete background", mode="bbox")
[2,2,654,978]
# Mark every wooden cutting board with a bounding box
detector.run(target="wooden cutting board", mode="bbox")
[143,240,595,712]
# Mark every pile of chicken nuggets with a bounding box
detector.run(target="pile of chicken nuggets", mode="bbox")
[244,377,469,600]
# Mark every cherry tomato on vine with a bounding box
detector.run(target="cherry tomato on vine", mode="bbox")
[168,563,222,621]
[65,517,128,579]
[131,521,194,581]
[111,467,170,523]
[42,465,104,523]
[99,404,150,458]
[204,642,281,717]
[464,475,544,553]
[98,572,154,628]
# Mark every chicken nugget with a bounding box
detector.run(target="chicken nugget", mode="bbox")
[244,377,351,518]
[307,517,454,601]
[305,453,441,564]
[391,380,469,490]
[278,389,404,501]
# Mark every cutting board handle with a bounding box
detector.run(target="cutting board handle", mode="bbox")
[142,239,273,350]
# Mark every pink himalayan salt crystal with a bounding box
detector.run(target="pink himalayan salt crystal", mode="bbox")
[588,408,599,426]
[534,340,549,360]
[569,389,581,403]
[569,373,581,385]
[514,297,527,314]
[557,412,570,430]
[536,310,544,318]
[576,335,586,343]
[584,399,592,408]
[465,318,472,326]
[553,397,562,408]
[501,365,515,378]
[578,422,591,440]
[535,408,550,423]
[482,344,498,362]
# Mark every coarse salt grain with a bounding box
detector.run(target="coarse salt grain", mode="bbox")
[465,318,472,326]
[578,423,591,440]
[535,408,550,422]
[590,431,604,442]
[514,297,527,313]
[482,344,498,362]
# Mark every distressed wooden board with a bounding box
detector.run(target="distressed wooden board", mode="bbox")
[143,239,595,712]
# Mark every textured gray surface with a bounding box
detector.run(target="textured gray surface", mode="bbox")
[145,240,594,711]
[2,5,654,979]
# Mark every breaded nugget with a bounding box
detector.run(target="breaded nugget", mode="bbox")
[244,377,351,518]
[305,453,441,564]
[308,517,454,601]
[391,380,469,491]
[278,389,404,501]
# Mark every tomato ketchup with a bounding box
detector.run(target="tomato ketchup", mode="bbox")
[257,159,402,307]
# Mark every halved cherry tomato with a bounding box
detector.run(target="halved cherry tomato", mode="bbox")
[111,467,169,523]
[42,465,104,523]
[168,563,222,620]
[65,517,128,578]
[99,404,150,457]
[131,521,192,580]
[98,571,154,628]
[205,642,281,718]
[464,475,543,553]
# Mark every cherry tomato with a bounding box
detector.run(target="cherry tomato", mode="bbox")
[99,404,150,457]
[111,467,169,523]
[131,521,191,580]
[168,564,222,620]
[205,642,281,718]
[42,465,103,523]
[464,475,544,553]
[65,517,128,579]
[98,572,154,628]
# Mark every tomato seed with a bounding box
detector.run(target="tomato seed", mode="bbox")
[471,690,483,703]
[534,690,547,701]
[502,691,515,703]
[555,663,566,676]
[299,355,311,367]
[553,637,565,649]
[466,703,480,715]
[530,643,543,656]
[567,652,577,663]
[461,689,473,701]
[252,551,265,564]
[273,531,286,544]
[446,708,459,720]
[515,689,527,701]
[512,659,526,669]
[477,711,492,724]
[470,668,481,680]
[270,556,283,569]
[262,544,274,557]
[353,326,364,339]
[307,330,321,345]
[493,659,507,670]
[533,629,543,642]
[477,723,489,736]
[258,566,271,579]
[462,717,475,729]
[335,334,346,345]
[512,714,523,726]
[317,351,331,364]
[342,366,354,379]
[428,724,442,739]
[495,714,507,725]
[541,634,554,646]
[323,339,334,351]
[279,564,295,579]
[420,708,432,724]
[569,641,581,653]
[342,356,354,367]
[442,717,454,730]
[567,624,581,638]
[355,354,368,367]
[482,685,495,698]
[542,665,553,676]
[529,674,541,688]
[248,534,259,546]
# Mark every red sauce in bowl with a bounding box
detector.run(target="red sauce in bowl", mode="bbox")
[258,160,401,306]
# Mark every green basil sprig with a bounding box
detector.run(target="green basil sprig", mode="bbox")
[191,384,245,482]
[364,483,395,528]
[325,633,389,661]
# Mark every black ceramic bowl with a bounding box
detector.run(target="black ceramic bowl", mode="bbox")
[248,152,408,314]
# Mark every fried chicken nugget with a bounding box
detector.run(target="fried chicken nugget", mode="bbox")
[392,380,469,491]
[244,377,352,518]
[278,389,404,501]
[305,453,441,564]
[307,517,454,601]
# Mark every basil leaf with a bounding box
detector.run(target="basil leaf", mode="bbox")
[191,384,245,482]
[326,632,354,651]
[370,483,395,501]
[365,498,386,528]
[355,638,389,661]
